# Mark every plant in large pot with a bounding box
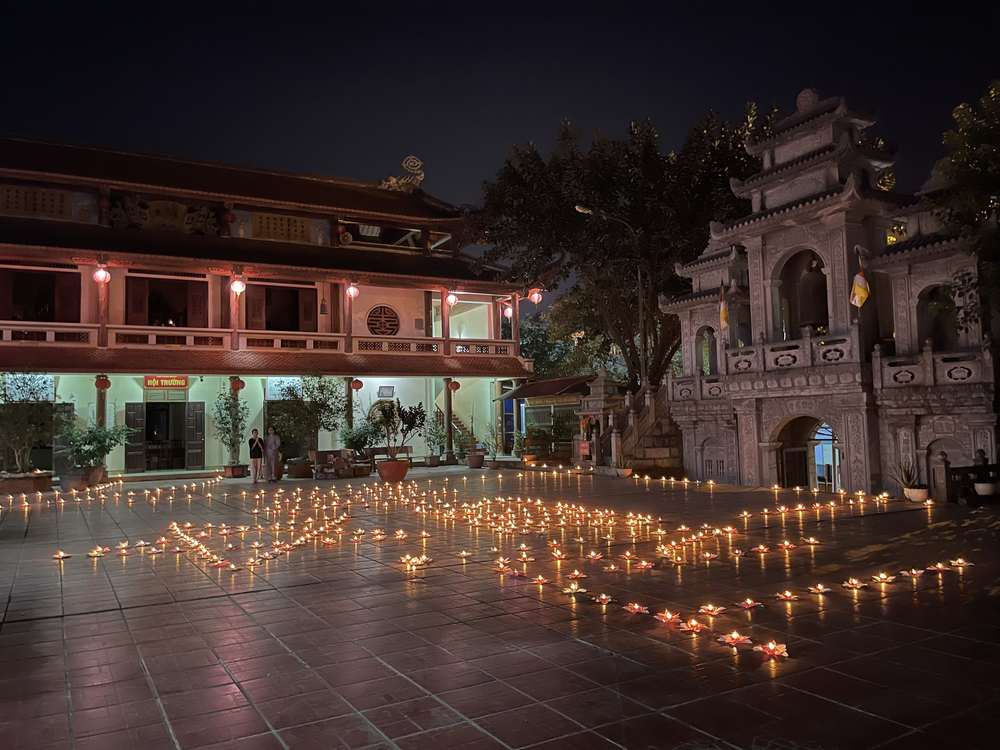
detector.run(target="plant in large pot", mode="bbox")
[339,418,380,455]
[512,430,525,459]
[270,375,347,476]
[58,423,135,490]
[893,458,927,502]
[211,383,251,478]
[0,373,66,487]
[465,432,484,469]
[422,418,446,467]
[370,399,426,482]
[482,419,504,470]
[615,453,632,478]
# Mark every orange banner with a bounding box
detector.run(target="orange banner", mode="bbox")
[144,376,189,389]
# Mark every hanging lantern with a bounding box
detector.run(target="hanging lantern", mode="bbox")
[446,292,459,307]
[93,265,111,284]
[346,283,360,299]
[429,233,441,244]
[448,381,461,392]
[528,289,543,305]
[95,375,111,391]
[222,211,236,225]
[230,378,245,392]
[503,305,514,319]
[230,278,246,294]
[350,379,363,390]
[337,224,347,235]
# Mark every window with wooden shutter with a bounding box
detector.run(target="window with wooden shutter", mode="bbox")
[298,288,317,332]
[126,277,149,326]
[246,284,266,330]
[187,281,208,328]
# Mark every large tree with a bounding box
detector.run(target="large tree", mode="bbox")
[470,107,770,390]
[932,80,1000,332]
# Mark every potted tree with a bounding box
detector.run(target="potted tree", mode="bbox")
[370,399,427,482]
[58,423,134,490]
[482,420,503,470]
[453,428,467,461]
[339,418,379,477]
[423,418,446,467]
[615,453,632,478]
[465,432,485,469]
[0,373,64,493]
[211,385,250,478]
[893,458,927,502]
[512,430,525,459]
[271,375,347,477]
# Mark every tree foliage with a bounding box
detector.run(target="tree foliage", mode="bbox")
[470,107,771,389]
[211,387,251,465]
[932,79,1000,331]
[0,373,66,474]
[369,399,427,461]
[270,375,347,454]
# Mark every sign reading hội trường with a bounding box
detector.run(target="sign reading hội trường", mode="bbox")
[144,376,189,389]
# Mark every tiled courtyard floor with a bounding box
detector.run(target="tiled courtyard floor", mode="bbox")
[1,469,998,750]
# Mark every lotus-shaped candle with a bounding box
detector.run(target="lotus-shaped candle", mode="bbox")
[53,550,70,560]
[211,559,229,568]
[394,530,407,539]
[88,546,109,558]
[552,550,567,559]
[149,548,164,554]
[680,619,707,633]
[719,631,753,648]
[603,564,620,572]
[732,549,743,557]
[750,545,770,554]
[518,552,535,562]
[871,572,896,584]
[677,524,690,532]
[738,598,763,610]
[775,590,798,601]
[567,570,587,579]
[701,552,718,561]
[635,560,654,571]
[900,569,923,578]
[803,537,820,545]
[586,551,603,560]
[225,543,241,551]
[926,562,951,572]
[134,540,149,548]
[459,551,472,558]
[778,540,796,550]
[842,578,868,589]
[562,582,587,595]
[620,551,635,560]
[508,569,524,578]
[699,604,725,616]
[754,641,788,659]
[654,609,680,623]
[623,603,648,614]
[531,575,550,584]
[592,593,614,605]
[548,540,561,548]
[495,556,511,566]
[949,558,973,568]
[602,534,615,541]
[246,557,260,566]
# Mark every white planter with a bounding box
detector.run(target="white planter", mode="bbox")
[974,482,996,496]
[904,487,928,503]
[616,468,632,478]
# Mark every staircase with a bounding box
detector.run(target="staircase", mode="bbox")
[436,408,472,450]
[600,381,683,473]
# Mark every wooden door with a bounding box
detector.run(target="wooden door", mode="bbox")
[298,288,317,332]
[782,448,808,488]
[246,284,266,330]
[54,272,81,323]
[187,281,208,328]
[126,277,149,326]
[186,402,205,469]
[124,403,145,473]
[52,403,75,476]
[0,268,11,320]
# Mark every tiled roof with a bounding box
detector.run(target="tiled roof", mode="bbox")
[868,233,960,268]
[749,98,842,147]
[659,288,719,310]
[0,216,506,286]
[735,144,838,188]
[718,186,845,233]
[0,134,461,222]
[0,347,533,378]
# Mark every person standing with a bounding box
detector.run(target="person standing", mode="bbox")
[264,426,282,482]
[248,429,264,484]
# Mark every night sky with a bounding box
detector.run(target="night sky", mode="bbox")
[2,2,997,206]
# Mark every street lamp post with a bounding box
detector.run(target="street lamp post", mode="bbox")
[575,205,647,385]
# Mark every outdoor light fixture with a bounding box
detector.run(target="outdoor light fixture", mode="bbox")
[230,278,246,294]
[346,282,360,299]
[574,205,594,215]
[350,379,363,390]
[93,264,111,284]
[528,289,543,305]
[503,305,514,319]
[446,292,458,307]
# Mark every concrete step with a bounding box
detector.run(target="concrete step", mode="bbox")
[635,446,681,460]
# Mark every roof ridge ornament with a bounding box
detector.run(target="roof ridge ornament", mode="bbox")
[380,156,425,193]
[796,88,820,112]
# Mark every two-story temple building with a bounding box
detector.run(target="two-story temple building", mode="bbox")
[0,135,533,475]
[660,89,996,496]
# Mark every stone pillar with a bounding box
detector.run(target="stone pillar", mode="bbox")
[441,290,451,356]
[443,378,456,464]
[344,377,355,428]
[97,276,109,348]
[760,440,783,488]
[229,277,241,351]
[95,375,108,428]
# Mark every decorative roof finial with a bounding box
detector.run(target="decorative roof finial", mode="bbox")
[380,156,425,193]
[796,88,820,113]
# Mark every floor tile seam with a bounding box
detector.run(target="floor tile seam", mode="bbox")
[823,648,989,684]
[217,586,405,750]
[170,604,292,750]
[59,555,76,750]
[868,698,996,746]
[0,505,36,627]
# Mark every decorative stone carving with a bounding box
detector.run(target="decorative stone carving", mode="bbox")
[379,156,425,193]
[945,366,972,381]
[892,370,915,384]
[110,196,219,235]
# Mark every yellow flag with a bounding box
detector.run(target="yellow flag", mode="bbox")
[850,247,869,308]
[719,283,730,330]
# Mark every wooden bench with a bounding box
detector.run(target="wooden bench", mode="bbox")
[369,446,422,466]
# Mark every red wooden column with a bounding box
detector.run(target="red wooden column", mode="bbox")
[344,282,354,354]
[510,293,521,356]
[441,288,451,356]
[229,276,241,351]
[443,378,455,463]
[96,267,110,347]
[95,375,109,428]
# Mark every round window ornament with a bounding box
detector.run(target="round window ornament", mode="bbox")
[366,305,400,336]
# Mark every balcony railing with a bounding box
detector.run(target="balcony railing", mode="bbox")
[725,326,860,375]
[667,373,727,402]
[874,345,993,389]
[110,325,229,349]
[0,321,98,345]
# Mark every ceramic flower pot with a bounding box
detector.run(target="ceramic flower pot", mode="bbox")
[974,482,996,496]
[486,460,501,470]
[465,453,485,469]
[377,460,409,482]
[905,487,928,503]
[426,455,441,467]
[616,468,632,478]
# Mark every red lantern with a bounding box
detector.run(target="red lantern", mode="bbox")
[448,381,461,392]
[350,379,363,390]
[529,289,543,305]
[93,265,111,284]
[429,233,440,243]
[97,197,111,211]
[95,375,111,391]
[230,377,245,392]
[222,211,236,225]
[337,224,348,235]
[503,305,514,319]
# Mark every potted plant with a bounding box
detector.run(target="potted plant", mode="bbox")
[211,385,251,478]
[512,430,525,459]
[521,425,542,462]
[58,423,135,490]
[271,375,347,474]
[370,399,426,482]
[453,428,467,460]
[465,433,485,469]
[893,458,927,502]
[0,373,65,491]
[340,419,379,455]
[615,453,632,478]
[423,418,446,467]
[482,420,503,470]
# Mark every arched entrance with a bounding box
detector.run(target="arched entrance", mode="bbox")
[774,250,828,340]
[916,286,958,352]
[774,417,841,491]
[696,326,718,376]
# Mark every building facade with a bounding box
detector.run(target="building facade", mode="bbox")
[661,89,996,496]
[0,135,532,475]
